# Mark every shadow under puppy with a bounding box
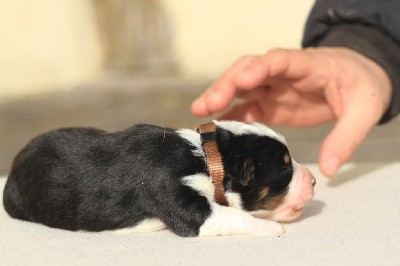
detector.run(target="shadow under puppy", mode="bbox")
[3,120,315,237]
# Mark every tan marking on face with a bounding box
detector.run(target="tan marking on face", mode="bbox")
[283,154,290,164]
[258,187,269,199]
[253,192,286,211]
[264,194,286,210]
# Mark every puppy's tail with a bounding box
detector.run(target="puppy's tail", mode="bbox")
[3,176,26,220]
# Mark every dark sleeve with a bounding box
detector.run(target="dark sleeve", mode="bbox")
[302,0,400,124]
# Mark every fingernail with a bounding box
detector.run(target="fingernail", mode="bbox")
[326,157,341,177]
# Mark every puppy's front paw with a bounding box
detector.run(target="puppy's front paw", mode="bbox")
[199,203,285,237]
[254,220,285,236]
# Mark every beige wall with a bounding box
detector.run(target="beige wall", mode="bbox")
[161,0,314,78]
[0,0,313,98]
[0,0,103,98]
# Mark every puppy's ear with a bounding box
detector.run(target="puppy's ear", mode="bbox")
[241,158,255,186]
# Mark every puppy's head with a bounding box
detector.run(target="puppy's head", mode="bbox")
[215,121,315,222]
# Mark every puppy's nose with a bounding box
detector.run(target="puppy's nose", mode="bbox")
[312,175,316,187]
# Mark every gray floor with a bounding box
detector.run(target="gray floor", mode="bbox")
[1,76,399,175]
[1,76,400,265]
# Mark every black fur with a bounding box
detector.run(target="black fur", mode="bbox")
[3,123,293,237]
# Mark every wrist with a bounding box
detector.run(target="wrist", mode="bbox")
[304,24,400,123]
[338,47,392,119]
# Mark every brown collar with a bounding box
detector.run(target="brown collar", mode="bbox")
[196,122,229,206]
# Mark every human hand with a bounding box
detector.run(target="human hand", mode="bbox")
[192,47,392,177]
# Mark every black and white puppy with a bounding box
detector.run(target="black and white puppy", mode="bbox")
[3,121,315,237]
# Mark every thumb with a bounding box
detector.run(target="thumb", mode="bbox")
[319,107,379,177]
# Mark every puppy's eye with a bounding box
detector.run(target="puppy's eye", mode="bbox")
[281,164,292,175]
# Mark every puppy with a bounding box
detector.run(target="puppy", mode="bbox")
[3,120,315,237]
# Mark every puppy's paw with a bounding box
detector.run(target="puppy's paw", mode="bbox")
[254,220,285,236]
[199,203,285,237]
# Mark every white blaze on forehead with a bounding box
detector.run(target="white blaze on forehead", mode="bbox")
[213,120,286,144]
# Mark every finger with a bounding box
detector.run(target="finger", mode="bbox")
[218,101,264,122]
[237,84,302,104]
[238,86,334,126]
[264,103,333,126]
[319,103,380,177]
[192,56,257,116]
[220,99,334,126]
[235,49,314,90]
